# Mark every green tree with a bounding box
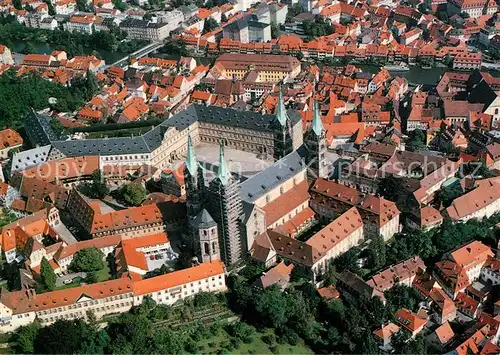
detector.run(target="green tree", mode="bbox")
[112,0,127,10]
[226,322,254,343]
[366,234,386,270]
[333,247,360,274]
[150,328,183,353]
[254,285,289,329]
[50,118,65,137]
[23,43,36,54]
[107,313,152,354]
[436,181,463,207]
[78,170,109,198]
[406,129,427,152]
[202,18,219,34]
[271,23,279,39]
[43,0,56,15]
[12,0,22,9]
[15,322,41,353]
[378,175,418,215]
[220,13,228,22]
[120,183,147,206]
[40,257,56,291]
[33,319,102,353]
[85,271,98,284]
[3,262,21,290]
[385,285,422,313]
[70,247,105,272]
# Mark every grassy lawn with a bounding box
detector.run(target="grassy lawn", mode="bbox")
[52,266,111,292]
[95,265,111,282]
[196,326,313,354]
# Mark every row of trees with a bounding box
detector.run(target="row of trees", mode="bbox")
[0,15,148,57]
[13,293,226,354]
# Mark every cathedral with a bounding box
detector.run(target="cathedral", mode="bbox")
[185,92,327,267]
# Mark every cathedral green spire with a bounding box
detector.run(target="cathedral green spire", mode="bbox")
[217,141,231,186]
[276,88,288,127]
[186,134,198,176]
[311,100,324,136]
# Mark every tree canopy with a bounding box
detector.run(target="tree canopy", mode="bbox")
[40,257,56,291]
[0,69,101,129]
[70,247,105,272]
[202,18,219,34]
[406,129,427,152]
[119,183,147,206]
[78,170,110,199]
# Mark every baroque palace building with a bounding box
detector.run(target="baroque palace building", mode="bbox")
[23,95,303,171]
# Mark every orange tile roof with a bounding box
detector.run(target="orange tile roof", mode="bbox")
[434,321,455,344]
[306,207,363,255]
[317,285,340,299]
[420,205,443,227]
[450,241,494,269]
[132,261,225,295]
[429,287,456,319]
[367,256,425,292]
[117,232,169,271]
[446,179,500,221]
[1,208,54,252]
[21,156,99,183]
[91,203,162,234]
[274,207,315,237]
[262,181,310,226]
[0,128,23,149]
[395,308,428,333]
[54,234,122,261]
[373,322,400,341]
[1,278,133,314]
[258,261,294,288]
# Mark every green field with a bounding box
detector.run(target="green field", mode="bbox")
[192,326,312,354]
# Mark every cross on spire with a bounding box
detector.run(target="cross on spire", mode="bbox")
[276,87,288,127]
[312,100,324,136]
[217,140,231,186]
[186,134,198,176]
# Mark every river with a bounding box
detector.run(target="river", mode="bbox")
[360,64,500,86]
[11,40,126,64]
[12,40,499,86]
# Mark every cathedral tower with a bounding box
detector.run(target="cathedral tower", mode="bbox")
[272,88,294,160]
[184,134,204,218]
[305,100,328,179]
[207,142,244,266]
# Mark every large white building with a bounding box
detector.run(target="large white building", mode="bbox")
[0,261,226,332]
[25,103,303,171]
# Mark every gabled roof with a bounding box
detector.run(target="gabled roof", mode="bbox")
[434,321,455,344]
[132,261,224,295]
[373,322,400,342]
[1,278,133,315]
[395,308,428,333]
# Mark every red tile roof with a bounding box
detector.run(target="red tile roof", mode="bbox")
[132,261,225,295]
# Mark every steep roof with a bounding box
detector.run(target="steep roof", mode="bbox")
[306,207,363,255]
[446,179,500,221]
[132,261,225,295]
[36,104,300,158]
[1,278,133,315]
[190,209,217,229]
[395,308,428,333]
[434,321,455,345]
[373,322,400,342]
